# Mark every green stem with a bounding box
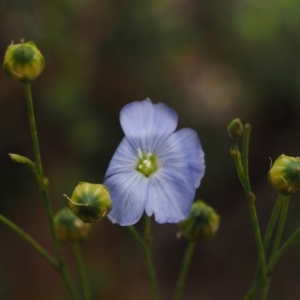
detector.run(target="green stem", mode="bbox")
[23,83,80,300]
[237,129,267,283]
[128,226,144,250]
[243,194,284,300]
[268,225,300,272]
[242,124,250,177]
[263,194,285,253]
[174,241,197,300]
[0,213,58,269]
[262,196,290,298]
[231,124,268,299]
[143,215,160,300]
[270,195,290,259]
[247,197,268,300]
[73,244,91,300]
[24,83,43,176]
[128,216,160,300]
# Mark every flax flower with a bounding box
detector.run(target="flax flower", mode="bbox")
[104,99,205,226]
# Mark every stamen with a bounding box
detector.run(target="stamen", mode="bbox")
[136,150,158,176]
[137,149,143,160]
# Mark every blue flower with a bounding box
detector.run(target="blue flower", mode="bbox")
[104,99,205,226]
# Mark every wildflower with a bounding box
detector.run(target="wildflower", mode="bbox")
[104,99,205,226]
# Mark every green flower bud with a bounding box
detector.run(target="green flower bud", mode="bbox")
[268,154,300,195]
[227,118,243,139]
[64,182,112,223]
[9,153,32,164]
[3,40,45,83]
[54,208,92,243]
[178,200,220,242]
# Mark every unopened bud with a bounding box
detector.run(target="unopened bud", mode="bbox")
[54,208,92,243]
[268,154,300,195]
[9,153,30,164]
[3,40,45,83]
[178,200,220,242]
[227,118,243,139]
[65,182,112,223]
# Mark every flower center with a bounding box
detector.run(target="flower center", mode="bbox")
[136,149,158,177]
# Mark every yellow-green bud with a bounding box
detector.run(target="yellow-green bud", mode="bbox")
[268,154,300,195]
[9,153,31,164]
[54,208,92,243]
[178,200,220,242]
[227,118,243,139]
[65,182,112,223]
[3,40,45,83]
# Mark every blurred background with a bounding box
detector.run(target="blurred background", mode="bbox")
[1,0,300,299]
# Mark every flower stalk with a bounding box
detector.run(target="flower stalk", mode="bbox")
[270,196,290,259]
[128,215,160,300]
[174,241,197,300]
[229,121,268,299]
[23,83,80,300]
[73,244,91,300]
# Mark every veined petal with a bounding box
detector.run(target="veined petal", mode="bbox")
[104,172,148,226]
[105,137,137,179]
[145,169,195,223]
[157,128,205,188]
[120,99,178,151]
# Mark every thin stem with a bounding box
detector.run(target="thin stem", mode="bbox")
[242,124,250,177]
[128,218,160,300]
[23,83,43,175]
[247,197,268,300]
[0,213,58,269]
[243,194,284,300]
[174,241,197,300]
[230,124,268,299]
[242,125,268,294]
[270,196,290,259]
[263,194,285,253]
[143,215,160,300]
[268,226,300,272]
[73,244,91,300]
[23,83,80,300]
[243,283,258,300]
[128,226,144,250]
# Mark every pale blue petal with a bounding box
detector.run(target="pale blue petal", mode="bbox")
[156,128,205,188]
[104,137,147,225]
[145,169,195,223]
[120,99,178,151]
[105,137,137,179]
[105,172,148,226]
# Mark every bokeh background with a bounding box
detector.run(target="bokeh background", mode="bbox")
[1,0,300,299]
